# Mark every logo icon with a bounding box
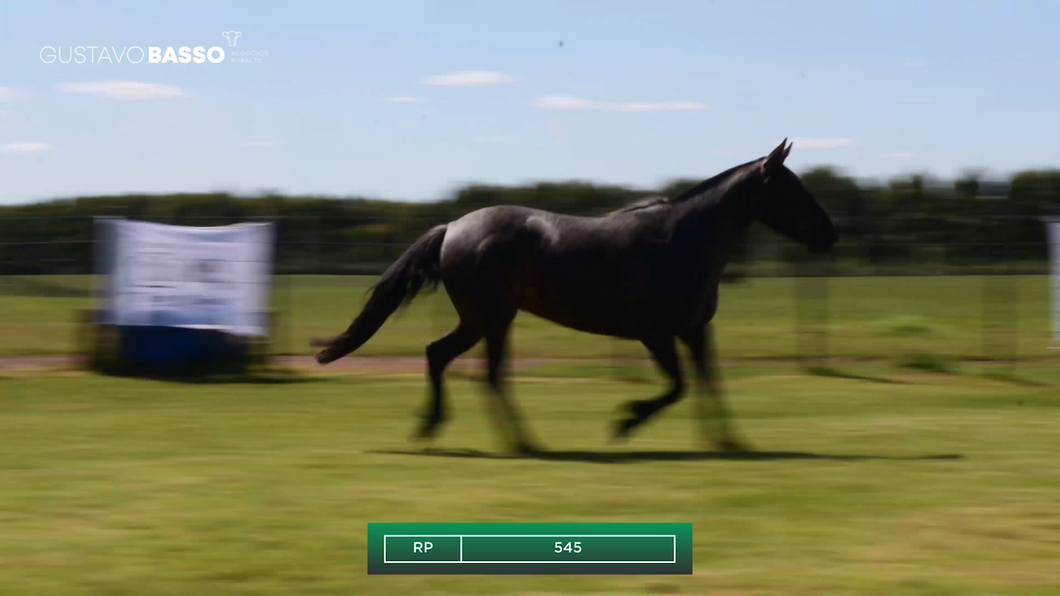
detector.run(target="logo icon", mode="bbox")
[221,31,242,47]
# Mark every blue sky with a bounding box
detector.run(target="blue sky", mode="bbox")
[0,0,1057,204]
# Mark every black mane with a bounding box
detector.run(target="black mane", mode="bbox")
[607,195,672,215]
[609,158,762,216]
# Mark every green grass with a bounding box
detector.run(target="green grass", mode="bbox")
[1,366,1059,595]
[0,274,1056,363]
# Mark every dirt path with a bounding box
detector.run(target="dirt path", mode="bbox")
[0,355,77,371]
[275,355,585,373]
[0,354,619,373]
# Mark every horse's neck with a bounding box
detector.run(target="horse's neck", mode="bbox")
[671,178,756,251]
[652,178,755,289]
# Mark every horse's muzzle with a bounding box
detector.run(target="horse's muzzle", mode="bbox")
[809,232,838,254]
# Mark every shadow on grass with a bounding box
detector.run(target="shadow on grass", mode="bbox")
[369,447,963,464]
[980,370,1054,388]
[804,365,908,385]
[897,353,955,375]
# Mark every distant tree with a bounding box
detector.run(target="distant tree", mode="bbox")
[954,168,985,199]
[1,166,1056,275]
[1009,169,1060,216]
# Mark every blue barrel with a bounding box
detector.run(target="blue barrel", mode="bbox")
[117,326,244,374]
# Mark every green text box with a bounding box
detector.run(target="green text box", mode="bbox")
[368,523,692,574]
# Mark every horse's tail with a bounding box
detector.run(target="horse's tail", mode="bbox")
[312,224,448,365]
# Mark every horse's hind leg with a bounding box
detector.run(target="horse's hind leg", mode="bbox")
[613,336,685,440]
[484,322,542,455]
[415,321,481,441]
[679,324,750,453]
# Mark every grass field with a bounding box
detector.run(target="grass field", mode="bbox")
[2,364,1060,595]
[0,274,1056,364]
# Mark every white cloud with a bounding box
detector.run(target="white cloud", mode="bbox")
[244,141,276,147]
[898,96,935,103]
[533,95,707,113]
[0,87,20,101]
[421,71,517,86]
[612,101,706,113]
[60,81,185,101]
[385,96,424,103]
[476,136,517,143]
[534,95,596,110]
[789,137,857,150]
[883,151,917,159]
[2,142,50,153]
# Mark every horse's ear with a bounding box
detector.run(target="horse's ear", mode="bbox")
[763,138,789,171]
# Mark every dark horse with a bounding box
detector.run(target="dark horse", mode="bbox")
[312,139,837,453]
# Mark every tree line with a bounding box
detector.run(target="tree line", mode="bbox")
[1,167,1058,276]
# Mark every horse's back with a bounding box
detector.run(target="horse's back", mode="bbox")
[438,205,693,337]
[440,204,648,270]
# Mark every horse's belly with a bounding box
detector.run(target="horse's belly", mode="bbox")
[514,270,695,339]
[518,299,640,338]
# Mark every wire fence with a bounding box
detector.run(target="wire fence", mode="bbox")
[0,214,1055,377]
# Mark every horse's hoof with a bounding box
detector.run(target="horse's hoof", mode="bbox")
[717,438,752,453]
[611,417,639,442]
[513,442,544,457]
[611,400,647,442]
[412,416,445,442]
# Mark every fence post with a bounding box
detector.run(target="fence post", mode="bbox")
[982,261,1018,379]
[262,215,292,366]
[796,257,830,368]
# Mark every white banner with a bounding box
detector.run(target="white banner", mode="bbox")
[1048,219,1060,347]
[96,218,275,336]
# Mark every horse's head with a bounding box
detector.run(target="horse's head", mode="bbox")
[751,139,838,254]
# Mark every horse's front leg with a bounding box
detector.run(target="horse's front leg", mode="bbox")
[679,324,752,452]
[613,336,686,440]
